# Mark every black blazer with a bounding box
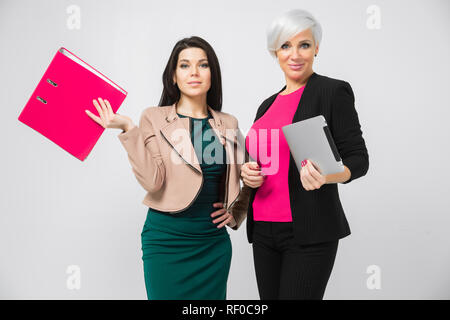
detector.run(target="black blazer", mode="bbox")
[246,72,369,245]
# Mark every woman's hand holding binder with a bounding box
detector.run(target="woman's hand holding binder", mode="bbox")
[86,97,135,131]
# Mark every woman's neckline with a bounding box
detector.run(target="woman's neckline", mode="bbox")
[278,84,306,96]
[177,112,210,120]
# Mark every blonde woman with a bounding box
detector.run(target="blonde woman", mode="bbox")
[241,10,369,299]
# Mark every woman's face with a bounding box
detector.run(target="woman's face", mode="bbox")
[275,28,319,83]
[173,47,211,99]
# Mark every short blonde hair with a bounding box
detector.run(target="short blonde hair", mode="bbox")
[267,9,322,58]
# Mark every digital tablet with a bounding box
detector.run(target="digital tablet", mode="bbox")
[282,115,344,175]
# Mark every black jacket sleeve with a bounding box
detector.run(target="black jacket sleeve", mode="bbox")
[330,81,369,184]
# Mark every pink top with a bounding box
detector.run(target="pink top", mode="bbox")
[245,85,305,222]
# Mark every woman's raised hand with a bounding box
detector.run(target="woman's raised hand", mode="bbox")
[241,161,264,188]
[85,97,134,131]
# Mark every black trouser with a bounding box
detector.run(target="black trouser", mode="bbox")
[252,221,339,300]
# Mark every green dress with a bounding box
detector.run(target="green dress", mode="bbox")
[141,111,231,300]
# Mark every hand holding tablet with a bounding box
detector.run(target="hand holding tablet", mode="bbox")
[282,115,344,176]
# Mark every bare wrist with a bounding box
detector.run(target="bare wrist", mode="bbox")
[123,122,136,132]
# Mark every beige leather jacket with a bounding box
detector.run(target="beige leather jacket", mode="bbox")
[117,104,250,230]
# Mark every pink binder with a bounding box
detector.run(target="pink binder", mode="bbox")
[18,47,128,161]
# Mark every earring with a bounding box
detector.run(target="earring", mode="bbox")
[315,54,317,57]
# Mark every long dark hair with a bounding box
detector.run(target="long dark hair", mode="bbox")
[158,36,222,111]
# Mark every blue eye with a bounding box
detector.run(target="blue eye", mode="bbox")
[200,63,209,68]
[281,43,290,49]
[180,64,189,68]
[301,43,310,48]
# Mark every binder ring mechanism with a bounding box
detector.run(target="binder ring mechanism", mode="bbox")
[36,78,58,105]
[36,96,47,104]
[46,78,58,87]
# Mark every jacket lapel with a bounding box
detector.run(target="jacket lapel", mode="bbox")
[207,106,226,146]
[291,71,319,122]
[159,105,229,173]
[254,92,280,122]
[160,105,202,173]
